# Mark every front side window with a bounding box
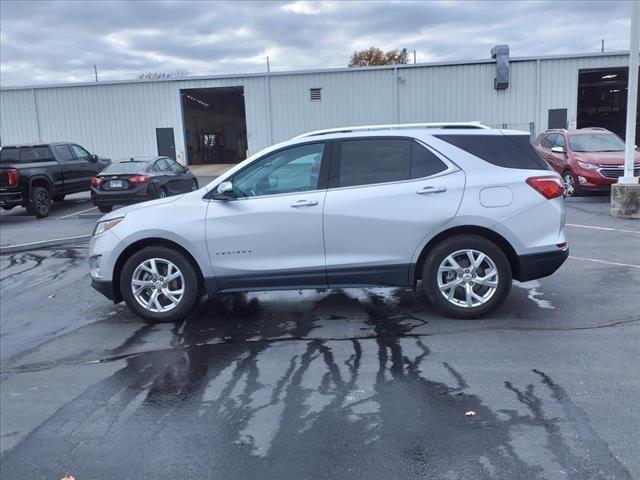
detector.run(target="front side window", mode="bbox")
[168,160,184,174]
[555,134,566,148]
[568,133,625,152]
[153,158,171,172]
[541,134,556,149]
[337,138,411,187]
[54,145,75,162]
[233,143,324,197]
[70,144,90,160]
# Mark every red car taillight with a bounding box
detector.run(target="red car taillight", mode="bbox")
[129,175,150,184]
[6,169,18,186]
[526,176,564,199]
[90,177,103,187]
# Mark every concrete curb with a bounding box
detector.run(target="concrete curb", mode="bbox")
[0,234,91,255]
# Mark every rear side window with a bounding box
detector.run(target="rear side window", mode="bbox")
[434,134,550,170]
[54,145,75,162]
[337,139,411,187]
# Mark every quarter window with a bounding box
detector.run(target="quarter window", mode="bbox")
[337,138,411,187]
[411,142,448,178]
[232,143,324,197]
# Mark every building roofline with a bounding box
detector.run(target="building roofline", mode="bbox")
[0,50,631,92]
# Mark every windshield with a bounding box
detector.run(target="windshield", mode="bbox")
[568,134,625,152]
[101,161,149,174]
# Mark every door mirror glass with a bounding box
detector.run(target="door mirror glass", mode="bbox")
[550,146,565,154]
[213,181,234,200]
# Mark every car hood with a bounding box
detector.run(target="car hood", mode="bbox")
[573,150,640,165]
[99,194,184,220]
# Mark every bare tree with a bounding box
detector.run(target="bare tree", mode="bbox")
[348,47,404,67]
[137,69,189,80]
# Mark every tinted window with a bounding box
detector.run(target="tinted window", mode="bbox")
[568,133,625,152]
[541,134,556,148]
[1,147,54,163]
[338,139,411,187]
[70,144,90,160]
[233,143,324,197]
[411,141,448,178]
[102,161,149,174]
[435,134,550,170]
[0,148,19,163]
[154,158,172,172]
[54,145,75,162]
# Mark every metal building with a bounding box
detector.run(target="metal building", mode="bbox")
[0,49,635,166]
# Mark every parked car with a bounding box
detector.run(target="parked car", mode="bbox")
[89,122,568,323]
[90,156,198,213]
[0,143,110,218]
[534,128,640,196]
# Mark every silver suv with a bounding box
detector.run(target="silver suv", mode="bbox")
[89,123,568,323]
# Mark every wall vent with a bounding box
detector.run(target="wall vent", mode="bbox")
[309,88,322,101]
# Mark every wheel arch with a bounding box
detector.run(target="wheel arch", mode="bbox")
[111,237,205,303]
[411,225,520,285]
[30,176,53,193]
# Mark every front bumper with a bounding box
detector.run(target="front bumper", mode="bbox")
[514,247,569,282]
[91,278,116,301]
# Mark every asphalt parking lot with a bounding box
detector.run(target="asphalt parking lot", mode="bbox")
[0,196,638,480]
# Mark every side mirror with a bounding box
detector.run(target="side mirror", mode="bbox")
[88,154,98,162]
[212,181,234,200]
[551,146,565,154]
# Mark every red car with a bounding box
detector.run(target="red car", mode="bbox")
[534,128,640,196]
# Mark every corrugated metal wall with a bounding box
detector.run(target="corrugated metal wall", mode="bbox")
[0,53,630,164]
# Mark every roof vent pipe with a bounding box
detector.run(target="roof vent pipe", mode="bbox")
[491,44,510,89]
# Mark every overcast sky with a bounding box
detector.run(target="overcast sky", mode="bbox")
[0,0,633,87]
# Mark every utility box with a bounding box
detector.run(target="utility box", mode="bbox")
[491,45,510,89]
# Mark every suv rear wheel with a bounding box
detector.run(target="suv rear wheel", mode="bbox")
[120,246,199,323]
[422,235,511,318]
[27,186,52,218]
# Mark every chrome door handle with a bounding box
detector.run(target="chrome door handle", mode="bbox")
[290,199,319,208]
[417,186,447,195]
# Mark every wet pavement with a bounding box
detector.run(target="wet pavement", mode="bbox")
[1,196,639,480]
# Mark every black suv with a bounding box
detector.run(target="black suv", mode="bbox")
[0,143,110,218]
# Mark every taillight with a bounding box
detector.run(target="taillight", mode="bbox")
[526,176,564,199]
[90,177,103,187]
[129,175,150,184]
[6,169,18,186]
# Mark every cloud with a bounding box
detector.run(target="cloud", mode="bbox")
[0,0,633,86]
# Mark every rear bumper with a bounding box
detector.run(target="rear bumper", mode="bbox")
[0,190,24,207]
[91,278,117,302]
[91,186,157,206]
[514,248,569,282]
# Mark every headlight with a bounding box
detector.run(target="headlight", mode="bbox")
[93,217,123,236]
[577,161,598,170]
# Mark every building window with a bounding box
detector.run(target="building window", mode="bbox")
[309,88,322,101]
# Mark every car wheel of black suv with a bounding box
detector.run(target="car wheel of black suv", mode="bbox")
[120,246,199,323]
[53,194,65,202]
[98,205,113,213]
[423,234,512,319]
[27,186,52,218]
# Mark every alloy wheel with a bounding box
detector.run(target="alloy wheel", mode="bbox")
[131,258,185,313]
[563,173,575,197]
[35,190,50,215]
[437,249,499,308]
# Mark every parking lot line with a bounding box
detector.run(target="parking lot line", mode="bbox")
[569,255,640,269]
[57,205,98,219]
[566,223,640,235]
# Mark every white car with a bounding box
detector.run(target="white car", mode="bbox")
[89,123,568,323]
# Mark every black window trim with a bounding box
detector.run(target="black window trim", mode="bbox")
[204,140,332,201]
[327,135,458,190]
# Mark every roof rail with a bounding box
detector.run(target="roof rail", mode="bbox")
[579,126,609,131]
[294,122,490,138]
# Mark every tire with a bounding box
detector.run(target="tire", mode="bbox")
[562,171,578,197]
[53,194,66,202]
[120,246,199,323]
[98,205,113,213]
[158,188,168,199]
[422,235,512,319]
[27,186,52,218]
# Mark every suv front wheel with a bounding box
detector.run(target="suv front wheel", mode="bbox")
[120,246,199,323]
[422,235,512,319]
